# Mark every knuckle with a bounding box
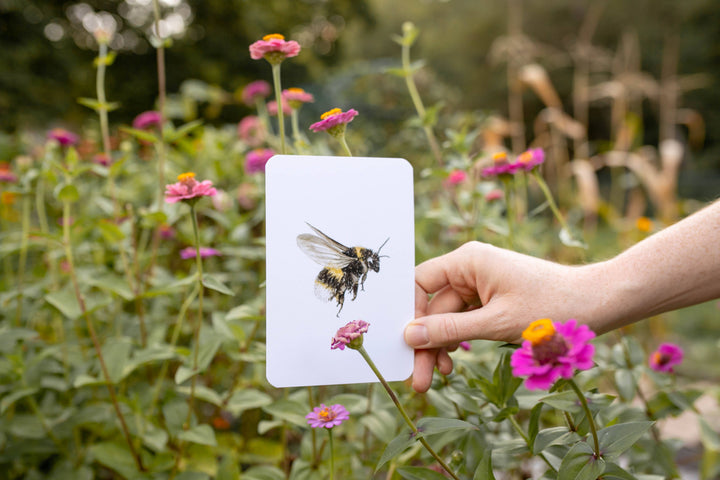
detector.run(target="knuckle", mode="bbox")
[440,315,460,344]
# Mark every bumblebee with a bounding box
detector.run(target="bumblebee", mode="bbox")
[297,223,389,316]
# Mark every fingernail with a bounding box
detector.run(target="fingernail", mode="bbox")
[405,324,429,347]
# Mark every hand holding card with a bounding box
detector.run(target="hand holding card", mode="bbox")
[265,155,414,387]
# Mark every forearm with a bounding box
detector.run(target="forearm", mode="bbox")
[586,200,720,333]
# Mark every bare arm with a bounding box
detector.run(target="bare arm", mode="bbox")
[405,200,720,392]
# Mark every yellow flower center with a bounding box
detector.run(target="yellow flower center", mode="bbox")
[287,87,305,94]
[636,217,652,233]
[492,152,508,164]
[518,151,533,163]
[522,318,556,346]
[1,192,17,205]
[321,108,342,120]
[263,34,285,41]
[177,172,196,183]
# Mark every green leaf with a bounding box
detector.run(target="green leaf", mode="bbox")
[385,67,407,78]
[174,366,196,384]
[241,466,285,480]
[73,374,105,388]
[225,389,273,416]
[601,462,640,480]
[528,403,543,448]
[262,399,309,427]
[176,385,223,407]
[89,441,141,479]
[539,391,582,413]
[416,417,479,436]
[97,220,126,244]
[120,345,175,381]
[0,327,38,353]
[202,274,235,296]
[1,388,38,414]
[45,288,82,320]
[700,417,720,451]
[175,473,210,480]
[533,427,578,454]
[473,448,495,480]
[614,369,637,401]
[557,442,605,480]
[55,183,79,203]
[597,421,653,461]
[359,409,398,444]
[165,119,203,143]
[376,428,416,471]
[141,423,169,453]
[177,424,217,446]
[216,454,241,480]
[396,466,449,480]
[101,337,133,384]
[93,51,117,67]
[120,126,158,144]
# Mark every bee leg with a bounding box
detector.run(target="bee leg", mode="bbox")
[336,293,345,317]
[360,272,368,291]
[350,282,359,301]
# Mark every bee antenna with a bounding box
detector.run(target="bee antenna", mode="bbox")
[377,237,390,254]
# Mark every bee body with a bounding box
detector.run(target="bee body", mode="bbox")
[297,224,388,316]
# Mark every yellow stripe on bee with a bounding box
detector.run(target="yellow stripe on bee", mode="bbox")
[327,267,344,280]
[354,247,363,259]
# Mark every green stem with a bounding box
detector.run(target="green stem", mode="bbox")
[531,170,569,233]
[328,428,335,480]
[501,177,515,249]
[568,379,600,458]
[308,387,318,465]
[15,194,31,326]
[508,415,556,473]
[338,134,353,157]
[150,283,199,415]
[152,0,167,203]
[356,346,460,480]
[62,198,144,472]
[271,64,287,154]
[255,97,274,136]
[186,204,205,427]
[401,40,442,165]
[96,43,112,156]
[291,109,301,144]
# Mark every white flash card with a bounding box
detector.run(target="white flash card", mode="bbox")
[265,155,414,388]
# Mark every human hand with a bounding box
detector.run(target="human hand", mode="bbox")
[405,241,607,393]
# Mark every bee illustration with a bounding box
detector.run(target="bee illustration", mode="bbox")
[297,223,389,316]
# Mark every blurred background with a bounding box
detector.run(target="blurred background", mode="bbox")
[1,0,719,196]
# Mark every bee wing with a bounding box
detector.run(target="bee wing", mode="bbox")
[297,234,354,268]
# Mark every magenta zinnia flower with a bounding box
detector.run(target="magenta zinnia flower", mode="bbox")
[249,34,301,65]
[306,404,350,429]
[48,128,79,146]
[237,116,266,147]
[180,247,222,259]
[331,320,370,351]
[244,148,275,175]
[649,343,683,373]
[93,153,111,167]
[164,172,217,204]
[511,318,595,390]
[309,108,359,137]
[459,341,472,351]
[481,152,518,177]
[282,87,314,109]
[515,148,545,171]
[241,80,272,106]
[267,99,291,116]
[481,149,545,178]
[133,110,162,130]
[0,163,17,183]
[445,169,467,186]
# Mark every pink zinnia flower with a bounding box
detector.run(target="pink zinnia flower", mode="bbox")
[267,99,291,116]
[249,34,301,65]
[93,153,111,167]
[237,115,266,147]
[485,189,504,202]
[649,343,683,373]
[241,80,272,106]
[0,163,17,183]
[511,318,595,390]
[159,223,175,240]
[331,320,370,351]
[445,169,467,186]
[515,148,545,172]
[459,341,471,351]
[305,404,350,429]
[132,111,162,130]
[164,172,217,204]
[309,108,359,137]
[48,128,79,146]
[282,87,314,109]
[481,152,518,177]
[180,247,222,259]
[245,148,275,175]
